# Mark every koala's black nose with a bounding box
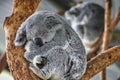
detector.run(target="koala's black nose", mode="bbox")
[33,38,43,47]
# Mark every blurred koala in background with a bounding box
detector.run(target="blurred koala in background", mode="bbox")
[65,2,104,52]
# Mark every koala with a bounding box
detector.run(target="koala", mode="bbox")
[65,2,104,51]
[14,11,87,80]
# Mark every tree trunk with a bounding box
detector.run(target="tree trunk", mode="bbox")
[3,0,41,80]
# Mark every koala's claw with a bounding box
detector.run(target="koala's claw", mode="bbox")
[33,55,47,69]
[29,63,50,80]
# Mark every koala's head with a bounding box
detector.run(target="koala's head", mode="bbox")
[25,11,63,45]
[65,2,104,48]
[65,2,89,23]
[14,11,64,48]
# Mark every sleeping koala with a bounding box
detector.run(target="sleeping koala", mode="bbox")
[65,2,104,51]
[14,11,87,80]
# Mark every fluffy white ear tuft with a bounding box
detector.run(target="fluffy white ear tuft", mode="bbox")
[14,37,26,46]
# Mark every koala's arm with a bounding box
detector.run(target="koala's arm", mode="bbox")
[24,41,64,62]
[14,22,27,46]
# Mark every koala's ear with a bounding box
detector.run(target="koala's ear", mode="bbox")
[45,16,62,29]
[14,22,27,46]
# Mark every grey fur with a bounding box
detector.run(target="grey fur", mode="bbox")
[14,11,87,80]
[65,2,104,49]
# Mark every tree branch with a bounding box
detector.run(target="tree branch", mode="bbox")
[3,0,41,80]
[0,52,6,73]
[110,8,120,30]
[101,0,112,79]
[81,45,120,80]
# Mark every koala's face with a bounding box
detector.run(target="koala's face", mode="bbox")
[25,11,63,45]
[65,2,89,22]
[65,5,81,22]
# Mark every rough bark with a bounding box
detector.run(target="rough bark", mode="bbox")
[0,53,6,73]
[101,0,112,79]
[3,0,41,80]
[81,45,120,80]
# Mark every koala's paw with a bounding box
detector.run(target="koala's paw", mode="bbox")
[29,63,50,80]
[33,55,47,69]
